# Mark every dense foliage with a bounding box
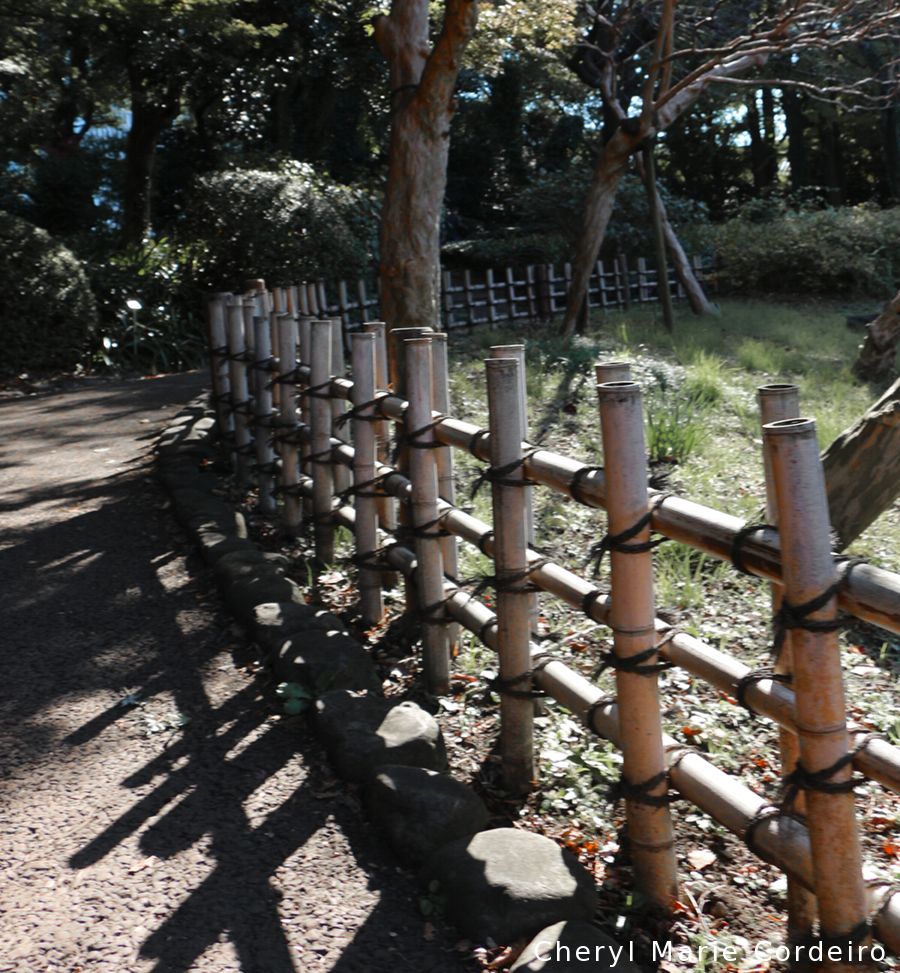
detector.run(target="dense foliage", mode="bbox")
[715,205,900,296]
[0,0,897,369]
[0,212,98,373]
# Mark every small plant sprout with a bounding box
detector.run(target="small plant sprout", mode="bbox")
[276,682,313,715]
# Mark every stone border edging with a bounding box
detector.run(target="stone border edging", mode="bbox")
[154,397,639,972]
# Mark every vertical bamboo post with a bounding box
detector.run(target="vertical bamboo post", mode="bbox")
[597,380,678,909]
[364,321,398,588]
[241,294,256,358]
[252,311,277,516]
[764,417,868,964]
[295,315,314,520]
[206,293,233,439]
[351,332,385,626]
[276,313,302,535]
[431,333,460,651]
[758,384,816,949]
[310,320,335,570]
[390,326,433,611]
[226,297,252,487]
[486,357,535,793]
[490,344,538,636]
[268,308,282,410]
[404,337,450,694]
[330,319,351,496]
[595,361,632,384]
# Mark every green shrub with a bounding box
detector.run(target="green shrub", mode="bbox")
[184,162,379,289]
[714,205,900,296]
[88,238,208,374]
[0,211,98,373]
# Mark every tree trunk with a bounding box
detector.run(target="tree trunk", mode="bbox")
[633,152,716,316]
[560,128,640,337]
[375,0,478,331]
[761,87,778,188]
[122,79,181,247]
[783,88,810,190]
[853,290,900,382]
[822,376,900,549]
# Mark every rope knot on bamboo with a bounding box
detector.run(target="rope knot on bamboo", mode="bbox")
[568,464,604,506]
[334,397,386,428]
[469,446,542,498]
[734,668,792,716]
[586,494,672,577]
[300,379,334,400]
[781,751,861,814]
[484,654,562,699]
[614,768,680,807]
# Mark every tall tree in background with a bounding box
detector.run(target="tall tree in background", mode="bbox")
[561,0,900,337]
[374,0,478,330]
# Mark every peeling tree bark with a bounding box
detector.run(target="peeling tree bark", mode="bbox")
[822,376,900,549]
[853,290,900,383]
[375,0,478,331]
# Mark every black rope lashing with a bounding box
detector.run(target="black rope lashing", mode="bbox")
[253,459,280,476]
[594,643,673,678]
[393,415,448,460]
[224,349,255,364]
[230,397,255,418]
[467,428,490,457]
[350,541,401,573]
[456,557,552,598]
[411,515,454,540]
[334,398,386,428]
[469,446,541,499]
[580,588,606,617]
[306,447,334,467]
[569,464,604,507]
[583,694,615,731]
[267,365,304,388]
[476,529,494,556]
[272,482,307,499]
[211,344,229,358]
[800,920,872,961]
[586,495,672,577]
[270,426,305,448]
[476,618,496,646]
[616,768,680,807]
[484,658,561,700]
[336,472,393,503]
[730,521,772,576]
[734,668,792,716]
[743,803,783,865]
[781,751,860,814]
[299,379,334,400]
[249,356,277,374]
[772,580,844,662]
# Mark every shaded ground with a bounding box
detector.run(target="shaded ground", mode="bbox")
[0,373,470,973]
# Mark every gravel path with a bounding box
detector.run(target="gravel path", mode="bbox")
[0,374,471,973]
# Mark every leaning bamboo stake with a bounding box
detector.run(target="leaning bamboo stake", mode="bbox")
[764,417,868,965]
[310,320,335,570]
[404,337,450,693]
[486,357,535,793]
[350,332,384,626]
[330,319,351,496]
[252,311,277,516]
[276,313,302,535]
[597,380,678,908]
[758,384,816,948]
[226,297,252,487]
[490,344,538,635]
[206,293,233,438]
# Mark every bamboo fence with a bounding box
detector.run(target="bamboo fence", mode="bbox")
[274,255,714,333]
[206,286,900,963]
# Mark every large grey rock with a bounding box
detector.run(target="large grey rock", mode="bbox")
[512,921,642,972]
[314,691,447,782]
[158,461,219,493]
[227,575,307,625]
[420,828,597,944]
[250,602,347,653]
[170,489,234,530]
[212,549,293,586]
[193,528,257,565]
[365,766,488,866]
[273,630,382,695]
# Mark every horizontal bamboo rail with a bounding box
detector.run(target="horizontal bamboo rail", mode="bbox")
[291,366,900,638]
[207,292,900,959]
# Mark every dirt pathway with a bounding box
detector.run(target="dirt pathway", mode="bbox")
[0,374,470,973]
